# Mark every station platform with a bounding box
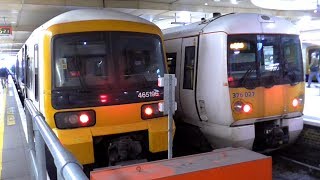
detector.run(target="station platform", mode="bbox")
[0,77,32,180]
[303,83,320,126]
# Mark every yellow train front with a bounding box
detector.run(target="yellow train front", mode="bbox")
[16,9,171,173]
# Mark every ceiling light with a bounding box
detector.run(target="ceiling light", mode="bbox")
[314,4,320,13]
[205,3,208,5]
[251,0,317,10]
[214,0,221,1]
[231,0,238,4]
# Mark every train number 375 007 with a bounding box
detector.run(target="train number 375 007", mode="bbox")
[232,92,255,98]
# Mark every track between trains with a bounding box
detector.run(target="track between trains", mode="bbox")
[271,145,320,180]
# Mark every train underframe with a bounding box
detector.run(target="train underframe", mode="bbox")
[93,130,150,167]
[46,129,169,178]
[197,116,303,152]
[252,117,303,151]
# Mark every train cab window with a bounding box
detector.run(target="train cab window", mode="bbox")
[228,34,303,88]
[53,32,111,88]
[114,33,165,89]
[183,46,195,90]
[53,32,165,91]
[166,53,177,74]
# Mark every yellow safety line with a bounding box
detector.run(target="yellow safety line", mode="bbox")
[0,87,7,178]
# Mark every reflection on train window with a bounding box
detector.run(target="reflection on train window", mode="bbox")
[166,53,177,74]
[183,46,195,90]
[53,32,165,90]
[227,34,303,88]
[228,38,257,82]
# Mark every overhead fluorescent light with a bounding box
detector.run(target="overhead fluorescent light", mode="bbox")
[231,0,238,4]
[171,22,187,25]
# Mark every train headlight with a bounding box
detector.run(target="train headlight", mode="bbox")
[233,101,252,113]
[141,103,164,120]
[233,101,243,112]
[54,110,96,129]
[292,98,299,108]
[292,95,304,108]
[243,104,252,113]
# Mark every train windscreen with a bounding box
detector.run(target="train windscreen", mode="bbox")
[227,34,303,89]
[52,32,165,109]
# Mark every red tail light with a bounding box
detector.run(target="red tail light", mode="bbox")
[54,110,96,129]
[79,114,89,124]
[144,107,153,116]
[141,103,164,120]
[292,98,299,108]
[243,104,252,113]
[100,94,108,103]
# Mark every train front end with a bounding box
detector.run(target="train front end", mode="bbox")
[43,18,171,166]
[227,31,304,150]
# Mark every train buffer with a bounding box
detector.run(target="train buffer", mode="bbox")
[90,147,272,180]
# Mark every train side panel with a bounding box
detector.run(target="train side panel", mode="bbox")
[163,38,183,117]
[196,32,234,126]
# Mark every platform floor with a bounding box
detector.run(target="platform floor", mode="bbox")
[0,77,32,180]
[303,82,320,126]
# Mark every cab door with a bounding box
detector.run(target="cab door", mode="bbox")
[180,36,199,121]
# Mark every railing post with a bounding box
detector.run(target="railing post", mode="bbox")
[158,74,177,159]
[25,105,38,179]
[34,121,46,180]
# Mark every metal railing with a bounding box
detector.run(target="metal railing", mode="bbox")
[24,99,88,180]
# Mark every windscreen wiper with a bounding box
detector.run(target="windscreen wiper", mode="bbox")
[240,63,257,89]
[281,59,298,85]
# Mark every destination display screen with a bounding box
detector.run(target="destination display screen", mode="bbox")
[0,26,12,35]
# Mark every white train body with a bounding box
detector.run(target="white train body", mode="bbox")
[164,13,305,151]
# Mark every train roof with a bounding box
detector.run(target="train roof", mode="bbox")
[42,8,153,29]
[164,13,300,40]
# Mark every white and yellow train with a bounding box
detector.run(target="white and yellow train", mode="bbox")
[15,9,172,177]
[164,13,304,151]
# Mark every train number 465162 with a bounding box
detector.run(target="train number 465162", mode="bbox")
[232,92,255,98]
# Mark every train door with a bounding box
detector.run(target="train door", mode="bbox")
[164,38,182,114]
[180,36,199,121]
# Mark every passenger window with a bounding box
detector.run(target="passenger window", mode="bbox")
[34,44,39,101]
[183,46,195,90]
[26,55,32,88]
[166,53,176,74]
